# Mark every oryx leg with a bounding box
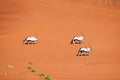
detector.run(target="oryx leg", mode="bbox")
[82,54,85,56]
[80,51,83,53]
[77,50,81,56]
[79,41,82,44]
[79,53,82,56]
[77,40,81,44]
[71,40,74,44]
[86,53,89,56]
[28,40,32,44]
[73,40,76,44]
[74,39,79,44]
[84,51,89,56]
[23,40,29,45]
[34,41,37,44]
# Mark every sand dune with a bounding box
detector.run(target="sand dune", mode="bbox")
[0,0,120,80]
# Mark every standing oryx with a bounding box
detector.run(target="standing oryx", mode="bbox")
[77,46,92,56]
[71,33,85,44]
[23,36,39,45]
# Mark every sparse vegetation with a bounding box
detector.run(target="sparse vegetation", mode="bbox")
[2,65,14,77]
[27,62,36,72]
[45,75,53,80]
[31,69,37,72]
[27,62,54,80]
[7,65,14,68]
[3,73,8,76]
[38,73,53,80]
[27,66,32,69]
[38,73,46,77]
[28,61,32,65]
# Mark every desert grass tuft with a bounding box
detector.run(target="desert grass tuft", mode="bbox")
[31,69,37,72]
[45,75,53,80]
[3,73,8,76]
[28,61,32,65]
[27,66,33,69]
[7,65,14,68]
[38,73,46,77]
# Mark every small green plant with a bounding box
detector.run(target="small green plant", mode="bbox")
[3,73,8,76]
[38,73,46,77]
[27,61,54,80]
[28,62,32,65]
[45,75,53,80]
[27,66,32,69]
[31,69,37,72]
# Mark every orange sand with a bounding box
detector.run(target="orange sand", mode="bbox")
[0,0,120,80]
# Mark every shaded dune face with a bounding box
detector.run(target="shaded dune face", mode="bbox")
[0,0,120,80]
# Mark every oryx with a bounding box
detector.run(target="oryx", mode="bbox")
[71,33,85,44]
[23,36,39,45]
[77,46,92,56]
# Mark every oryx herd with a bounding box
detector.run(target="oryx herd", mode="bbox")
[23,33,92,56]
[70,33,92,56]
